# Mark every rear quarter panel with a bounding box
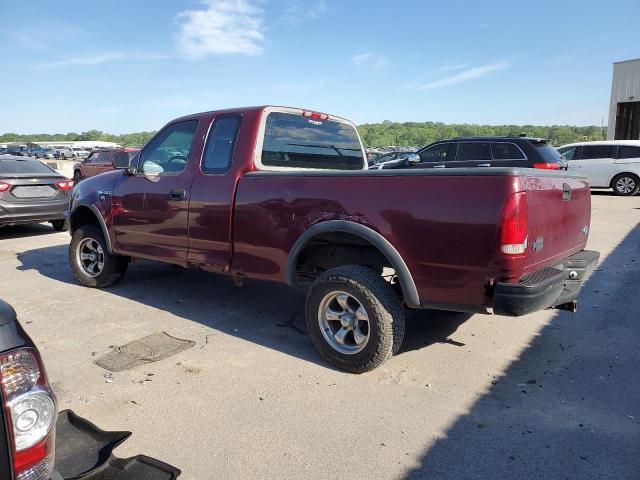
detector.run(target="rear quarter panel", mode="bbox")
[232,170,518,307]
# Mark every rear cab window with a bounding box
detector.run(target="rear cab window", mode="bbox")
[258,109,365,170]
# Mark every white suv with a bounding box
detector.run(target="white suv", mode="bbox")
[558,141,640,196]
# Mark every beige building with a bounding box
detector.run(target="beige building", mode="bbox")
[608,58,640,140]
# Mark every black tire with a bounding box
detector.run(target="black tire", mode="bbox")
[51,219,68,232]
[73,170,83,183]
[611,173,640,196]
[69,224,128,288]
[305,265,405,373]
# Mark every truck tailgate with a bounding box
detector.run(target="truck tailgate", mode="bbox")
[522,171,591,274]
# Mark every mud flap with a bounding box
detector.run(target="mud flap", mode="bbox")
[54,410,180,479]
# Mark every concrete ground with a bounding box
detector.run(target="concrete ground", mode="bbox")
[0,192,638,479]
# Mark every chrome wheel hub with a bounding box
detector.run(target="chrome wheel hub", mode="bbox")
[616,177,635,194]
[318,291,370,355]
[76,238,104,277]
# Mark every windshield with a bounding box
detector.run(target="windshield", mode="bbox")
[261,112,364,170]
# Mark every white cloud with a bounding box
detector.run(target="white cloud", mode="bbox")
[419,61,509,90]
[281,0,327,23]
[37,53,126,69]
[34,52,168,69]
[352,53,389,71]
[175,0,264,59]
[437,62,468,73]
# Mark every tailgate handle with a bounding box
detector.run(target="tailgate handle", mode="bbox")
[562,183,572,201]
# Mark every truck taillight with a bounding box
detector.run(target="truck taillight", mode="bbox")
[55,180,74,191]
[0,349,56,480]
[0,182,10,193]
[302,110,329,120]
[497,191,528,255]
[533,162,560,170]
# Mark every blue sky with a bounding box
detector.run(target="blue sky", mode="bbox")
[0,0,638,134]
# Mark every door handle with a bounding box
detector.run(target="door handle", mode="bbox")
[169,188,186,201]
[477,163,491,167]
[433,164,446,168]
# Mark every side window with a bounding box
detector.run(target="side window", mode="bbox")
[139,120,199,175]
[617,145,640,159]
[97,151,111,163]
[579,145,613,160]
[86,152,99,163]
[491,143,525,160]
[456,143,490,161]
[202,115,241,173]
[419,143,451,162]
[558,147,577,160]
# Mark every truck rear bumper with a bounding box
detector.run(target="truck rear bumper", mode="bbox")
[492,250,600,316]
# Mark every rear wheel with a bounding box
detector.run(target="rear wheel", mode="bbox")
[612,173,640,196]
[69,224,128,287]
[306,265,405,373]
[51,219,68,232]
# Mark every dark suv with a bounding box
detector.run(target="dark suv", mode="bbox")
[407,136,567,170]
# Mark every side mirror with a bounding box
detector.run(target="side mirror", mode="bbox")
[402,153,420,164]
[112,154,130,169]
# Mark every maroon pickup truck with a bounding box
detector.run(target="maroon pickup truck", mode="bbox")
[66,106,599,373]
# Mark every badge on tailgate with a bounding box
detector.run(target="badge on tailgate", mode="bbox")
[562,183,572,201]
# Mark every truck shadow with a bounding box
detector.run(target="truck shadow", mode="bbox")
[0,223,59,239]
[16,245,467,370]
[400,224,640,479]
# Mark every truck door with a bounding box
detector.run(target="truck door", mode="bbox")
[111,120,199,264]
[187,114,243,272]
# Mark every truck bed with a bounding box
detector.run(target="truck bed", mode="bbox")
[231,167,591,310]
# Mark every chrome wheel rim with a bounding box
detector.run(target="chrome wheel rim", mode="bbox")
[76,238,104,277]
[616,177,635,194]
[318,291,370,354]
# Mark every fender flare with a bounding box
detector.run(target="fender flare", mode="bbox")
[285,220,420,308]
[69,203,114,254]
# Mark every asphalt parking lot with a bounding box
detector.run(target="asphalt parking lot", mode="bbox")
[0,192,638,480]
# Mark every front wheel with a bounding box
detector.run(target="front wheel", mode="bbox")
[612,173,640,196]
[69,224,128,287]
[73,170,83,183]
[306,265,405,373]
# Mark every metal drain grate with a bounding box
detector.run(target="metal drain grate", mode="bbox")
[94,332,195,372]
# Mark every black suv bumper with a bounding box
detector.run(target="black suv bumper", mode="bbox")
[493,250,600,317]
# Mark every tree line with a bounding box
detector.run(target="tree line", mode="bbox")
[358,121,606,148]
[1,121,606,148]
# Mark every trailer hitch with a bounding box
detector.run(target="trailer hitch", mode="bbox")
[554,300,578,313]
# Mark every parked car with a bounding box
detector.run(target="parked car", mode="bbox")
[0,156,72,230]
[67,106,599,373]
[72,146,90,158]
[5,146,27,156]
[558,140,640,196]
[72,148,132,182]
[0,298,181,479]
[56,147,77,159]
[32,147,58,160]
[391,136,568,170]
[368,150,419,169]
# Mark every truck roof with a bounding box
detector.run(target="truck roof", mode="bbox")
[170,105,353,124]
